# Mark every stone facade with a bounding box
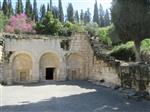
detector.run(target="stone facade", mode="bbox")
[0,32,121,86]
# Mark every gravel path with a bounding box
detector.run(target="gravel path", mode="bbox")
[1,81,150,112]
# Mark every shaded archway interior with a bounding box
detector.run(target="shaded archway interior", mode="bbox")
[12,53,32,83]
[39,52,60,81]
[67,53,85,80]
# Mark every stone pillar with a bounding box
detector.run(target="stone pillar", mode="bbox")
[5,63,12,85]
[32,61,39,82]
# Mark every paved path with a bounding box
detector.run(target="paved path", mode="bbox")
[1,81,150,112]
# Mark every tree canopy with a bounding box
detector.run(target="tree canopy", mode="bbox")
[111,0,150,61]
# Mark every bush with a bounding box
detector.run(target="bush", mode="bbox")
[0,11,8,32]
[85,22,99,37]
[141,39,150,53]
[98,26,112,46]
[60,21,85,36]
[5,13,35,34]
[110,41,135,61]
[35,11,63,35]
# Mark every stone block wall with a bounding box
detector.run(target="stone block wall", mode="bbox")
[119,63,150,93]
[0,63,3,82]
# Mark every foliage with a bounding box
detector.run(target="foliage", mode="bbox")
[141,39,150,53]
[60,21,85,36]
[85,22,99,37]
[93,0,99,25]
[108,24,121,45]
[111,0,150,61]
[0,11,7,32]
[15,0,23,14]
[98,26,112,46]
[110,41,135,61]
[99,4,105,27]
[67,3,74,23]
[110,39,150,61]
[25,0,32,18]
[5,13,35,34]
[74,10,79,23]
[32,0,38,21]
[2,0,8,15]
[52,6,59,18]
[35,11,63,35]
[58,0,64,22]
[84,8,91,24]
[40,4,46,20]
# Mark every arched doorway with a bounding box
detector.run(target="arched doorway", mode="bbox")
[39,52,60,81]
[12,53,32,83]
[67,53,85,80]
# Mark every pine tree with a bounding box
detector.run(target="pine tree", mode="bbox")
[32,0,38,21]
[2,0,9,16]
[47,3,50,12]
[67,3,74,23]
[58,0,64,22]
[93,0,99,25]
[25,0,32,18]
[0,2,2,10]
[8,0,13,16]
[40,4,46,20]
[99,4,105,27]
[50,0,52,11]
[74,10,79,23]
[52,6,59,18]
[15,0,23,14]
[84,8,91,24]
[104,9,110,26]
[80,9,84,23]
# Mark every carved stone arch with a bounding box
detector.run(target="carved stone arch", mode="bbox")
[39,51,61,81]
[11,52,33,83]
[67,52,85,80]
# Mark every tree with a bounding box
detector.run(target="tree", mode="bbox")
[80,9,84,23]
[111,0,150,61]
[50,0,52,11]
[0,2,2,10]
[52,6,59,18]
[15,0,23,14]
[99,4,105,27]
[47,3,50,12]
[8,0,13,16]
[67,3,74,23]
[2,0,9,16]
[35,11,63,35]
[93,0,99,25]
[25,0,32,18]
[5,13,35,34]
[104,9,111,26]
[32,0,38,21]
[0,11,7,32]
[40,4,46,20]
[74,10,79,23]
[58,0,64,22]
[84,8,91,24]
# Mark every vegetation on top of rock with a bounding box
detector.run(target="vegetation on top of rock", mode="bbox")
[5,13,35,34]
[111,0,150,61]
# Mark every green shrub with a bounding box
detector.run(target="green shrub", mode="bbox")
[60,21,85,36]
[141,39,150,53]
[85,22,99,37]
[109,41,135,61]
[98,26,112,46]
[35,11,63,35]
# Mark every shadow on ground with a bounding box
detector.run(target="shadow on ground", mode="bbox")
[1,81,150,112]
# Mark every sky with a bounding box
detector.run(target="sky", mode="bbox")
[0,0,112,16]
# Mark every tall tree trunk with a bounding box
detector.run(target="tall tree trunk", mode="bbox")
[134,41,141,62]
